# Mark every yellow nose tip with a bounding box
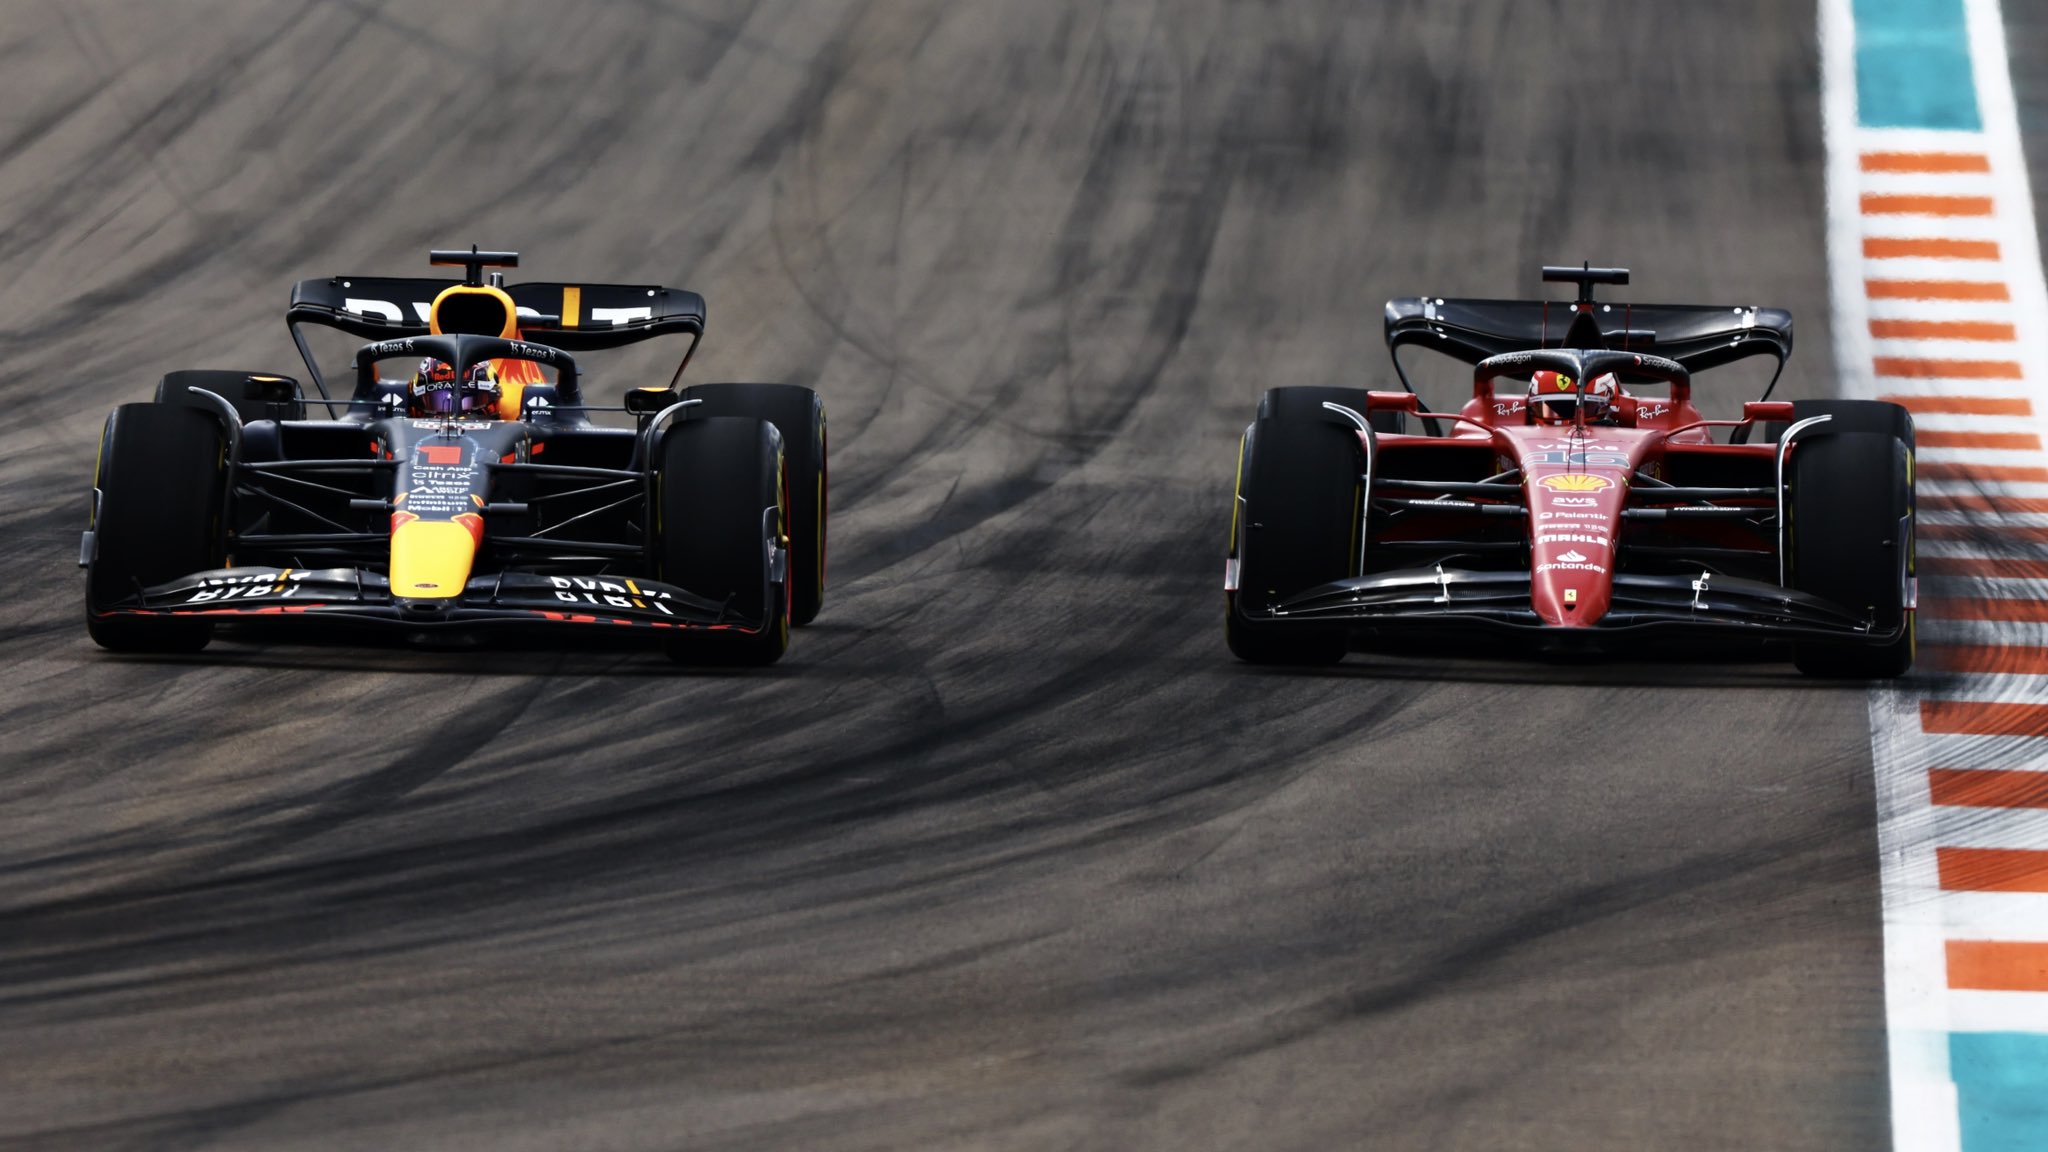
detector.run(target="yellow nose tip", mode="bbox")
[390,519,480,599]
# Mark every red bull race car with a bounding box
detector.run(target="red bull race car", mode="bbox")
[1225,264,1915,678]
[82,247,826,664]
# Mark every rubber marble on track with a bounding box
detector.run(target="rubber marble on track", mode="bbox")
[0,3,1886,1149]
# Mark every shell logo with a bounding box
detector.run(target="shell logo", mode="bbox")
[1537,473,1613,493]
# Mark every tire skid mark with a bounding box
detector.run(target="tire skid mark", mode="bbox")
[0,4,1887,1148]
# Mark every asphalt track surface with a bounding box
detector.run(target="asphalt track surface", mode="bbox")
[0,3,1897,1149]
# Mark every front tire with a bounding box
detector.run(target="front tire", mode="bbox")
[655,415,790,666]
[1226,401,1365,666]
[1786,400,1915,678]
[680,384,826,625]
[85,404,229,653]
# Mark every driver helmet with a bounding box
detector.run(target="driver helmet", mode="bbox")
[1528,370,1617,424]
[410,357,501,417]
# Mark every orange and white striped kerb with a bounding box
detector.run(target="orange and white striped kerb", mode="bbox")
[1823,0,2048,1146]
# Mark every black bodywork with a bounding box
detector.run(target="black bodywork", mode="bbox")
[91,262,781,639]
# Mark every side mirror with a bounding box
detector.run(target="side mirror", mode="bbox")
[248,374,304,420]
[1741,401,1795,423]
[623,386,678,416]
[251,375,299,403]
[1365,390,1421,413]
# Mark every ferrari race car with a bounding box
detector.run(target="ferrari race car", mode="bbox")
[82,247,826,664]
[1225,264,1915,678]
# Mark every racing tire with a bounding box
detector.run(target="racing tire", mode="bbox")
[655,415,789,666]
[156,370,305,424]
[1226,409,1364,666]
[85,403,229,653]
[679,384,826,625]
[1785,399,1915,678]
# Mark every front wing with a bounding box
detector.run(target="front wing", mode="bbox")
[91,567,775,635]
[1246,566,1906,644]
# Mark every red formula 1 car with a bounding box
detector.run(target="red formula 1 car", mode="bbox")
[1225,264,1915,677]
[82,247,826,664]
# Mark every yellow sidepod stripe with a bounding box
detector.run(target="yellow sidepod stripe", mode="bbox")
[390,519,479,599]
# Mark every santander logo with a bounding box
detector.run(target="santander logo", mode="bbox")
[1558,550,1588,563]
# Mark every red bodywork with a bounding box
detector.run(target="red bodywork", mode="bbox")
[1227,275,1909,656]
[1350,364,1794,630]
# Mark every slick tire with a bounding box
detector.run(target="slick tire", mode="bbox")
[85,403,229,653]
[680,384,826,625]
[1226,409,1364,666]
[156,370,305,424]
[656,415,789,666]
[1785,399,1915,679]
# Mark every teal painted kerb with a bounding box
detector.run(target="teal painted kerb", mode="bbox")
[1854,0,1982,129]
[1951,1033,2048,1152]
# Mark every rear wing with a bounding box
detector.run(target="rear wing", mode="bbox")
[288,276,706,346]
[286,276,708,398]
[1383,296,1792,376]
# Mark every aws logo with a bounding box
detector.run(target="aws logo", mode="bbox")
[1536,474,1613,493]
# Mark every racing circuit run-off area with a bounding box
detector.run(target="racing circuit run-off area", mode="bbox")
[1826,0,2048,1146]
[7,1,2048,1150]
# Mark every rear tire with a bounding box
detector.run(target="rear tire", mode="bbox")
[655,416,789,666]
[85,404,228,653]
[1786,400,1915,678]
[680,384,826,624]
[1226,405,1364,666]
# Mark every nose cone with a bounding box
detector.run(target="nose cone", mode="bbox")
[389,513,483,600]
[1526,473,1619,625]
[1497,410,1657,629]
